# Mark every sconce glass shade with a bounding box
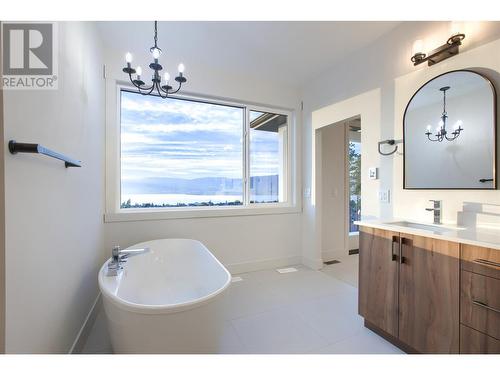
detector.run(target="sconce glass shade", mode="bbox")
[411,40,426,64]
[412,39,424,55]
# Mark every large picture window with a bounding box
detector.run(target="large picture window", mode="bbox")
[119,90,290,210]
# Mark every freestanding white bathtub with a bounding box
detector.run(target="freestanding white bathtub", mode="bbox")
[98,239,231,353]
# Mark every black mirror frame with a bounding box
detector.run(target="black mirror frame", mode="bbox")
[402,69,497,190]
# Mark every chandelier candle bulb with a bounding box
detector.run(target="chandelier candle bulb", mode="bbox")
[125,52,132,64]
[136,66,142,78]
[164,72,170,82]
[178,63,185,73]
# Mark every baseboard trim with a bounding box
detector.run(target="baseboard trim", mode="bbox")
[69,293,102,354]
[225,255,301,274]
[321,249,348,262]
[301,255,323,270]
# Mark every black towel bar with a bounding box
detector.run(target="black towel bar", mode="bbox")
[8,140,81,168]
[378,139,402,156]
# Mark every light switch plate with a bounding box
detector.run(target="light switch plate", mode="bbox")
[369,167,378,180]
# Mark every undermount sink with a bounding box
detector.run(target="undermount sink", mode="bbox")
[386,221,464,234]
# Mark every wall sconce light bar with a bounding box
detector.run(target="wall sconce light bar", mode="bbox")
[411,33,465,66]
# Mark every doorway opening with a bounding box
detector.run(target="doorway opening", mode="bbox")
[318,115,361,287]
[318,115,361,263]
[347,118,361,253]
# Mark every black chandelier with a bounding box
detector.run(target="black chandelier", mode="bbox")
[425,86,463,142]
[123,21,187,98]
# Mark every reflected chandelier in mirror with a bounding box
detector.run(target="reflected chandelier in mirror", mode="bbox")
[424,86,464,142]
[403,70,497,190]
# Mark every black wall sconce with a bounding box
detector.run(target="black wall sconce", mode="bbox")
[411,33,465,66]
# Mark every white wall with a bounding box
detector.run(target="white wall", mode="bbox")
[308,89,381,268]
[318,124,366,257]
[102,47,303,272]
[301,21,500,267]
[319,122,346,260]
[3,22,105,353]
[393,39,500,226]
[0,24,5,352]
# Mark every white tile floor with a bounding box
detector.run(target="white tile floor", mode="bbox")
[82,254,403,354]
[321,254,359,288]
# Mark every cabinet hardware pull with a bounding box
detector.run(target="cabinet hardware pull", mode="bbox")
[473,258,500,268]
[472,300,500,314]
[400,238,411,264]
[391,236,399,262]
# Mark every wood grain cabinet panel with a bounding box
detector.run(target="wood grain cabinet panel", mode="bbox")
[359,227,399,337]
[398,234,460,353]
[461,270,500,340]
[461,244,500,280]
[357,227,500,354]
[460,325,500,354]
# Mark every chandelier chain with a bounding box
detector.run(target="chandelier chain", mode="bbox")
[154,21,158,48]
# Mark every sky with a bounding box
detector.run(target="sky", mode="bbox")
[120,90,281,184]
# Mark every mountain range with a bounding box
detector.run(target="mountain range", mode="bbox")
[122,175,279,196]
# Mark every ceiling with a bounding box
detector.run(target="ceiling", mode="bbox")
[96,21,400,88]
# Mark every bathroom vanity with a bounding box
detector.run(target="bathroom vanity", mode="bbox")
[357,68,500,353]
[357,221,500,354]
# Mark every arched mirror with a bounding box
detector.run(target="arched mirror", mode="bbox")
[403,70,497,189]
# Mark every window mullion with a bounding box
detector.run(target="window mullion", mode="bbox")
[243,106,250,206]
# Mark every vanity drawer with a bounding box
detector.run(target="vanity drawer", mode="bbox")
[460,325,500,354]
[461,244,500,280]
[460,270,500,339]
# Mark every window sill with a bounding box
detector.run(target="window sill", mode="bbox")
[104,204,301,223]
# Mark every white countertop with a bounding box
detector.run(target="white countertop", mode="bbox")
[355,219,500,251]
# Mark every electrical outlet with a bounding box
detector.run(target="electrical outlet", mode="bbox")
[378,189,390,203]
[303,187,311,198]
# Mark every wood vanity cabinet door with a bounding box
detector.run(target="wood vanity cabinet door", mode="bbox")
[359,227,399,337]
[398,234,460,353]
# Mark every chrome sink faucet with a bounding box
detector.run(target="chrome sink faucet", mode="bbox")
[106,245,150,276]
[425,200,442,224]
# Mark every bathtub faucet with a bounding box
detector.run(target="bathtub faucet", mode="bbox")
[106,245,150,276]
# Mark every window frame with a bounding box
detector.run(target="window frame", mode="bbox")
[105,82,298,222]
